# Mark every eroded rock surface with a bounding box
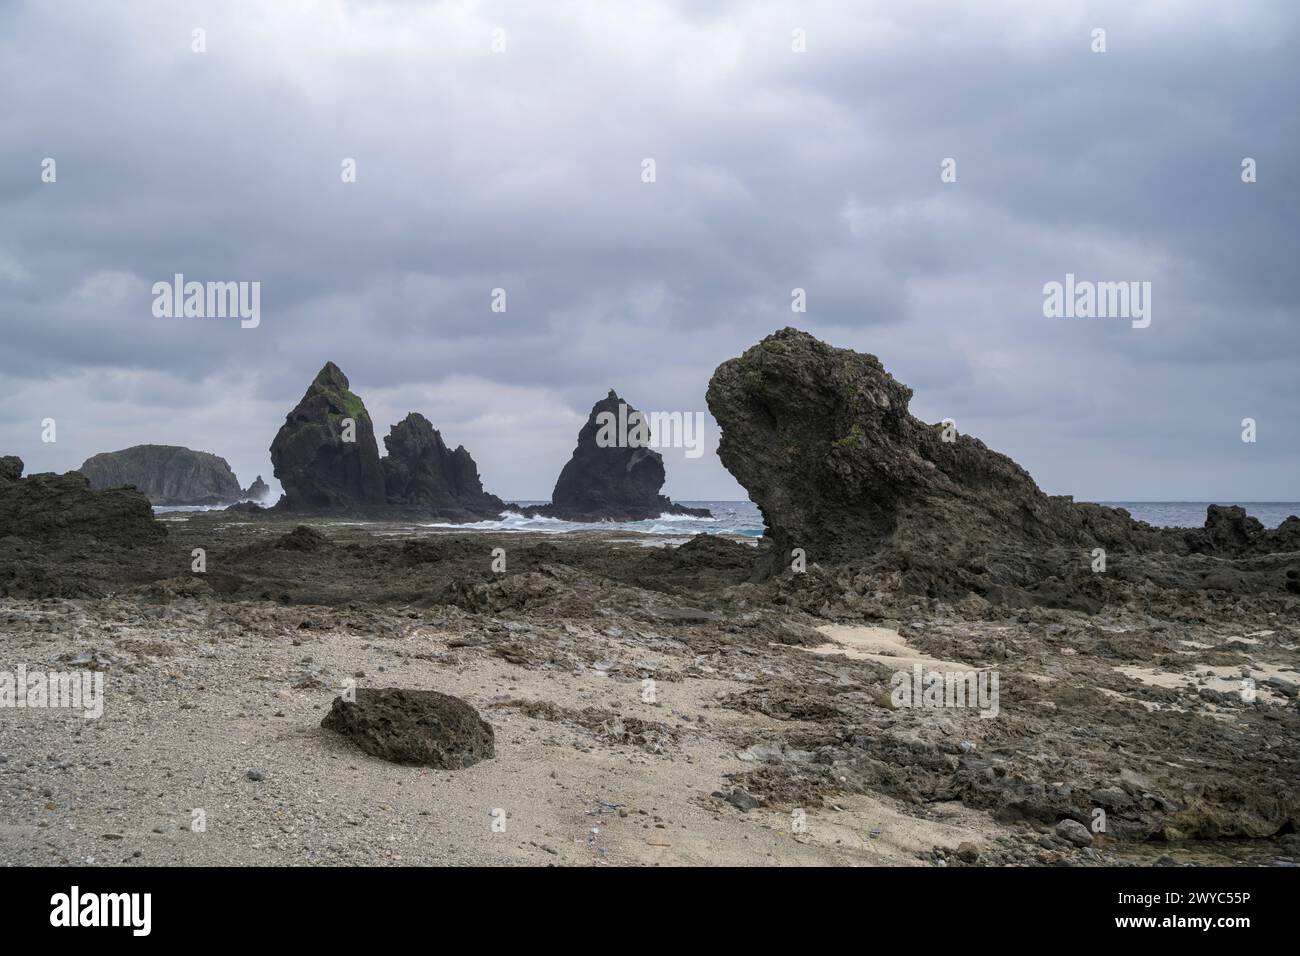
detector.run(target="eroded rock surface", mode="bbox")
[708,329,1156,566]
[0,457,164,546]
[706,329,1300,606]
[321,687,495,768]
[1186,504,1300,556]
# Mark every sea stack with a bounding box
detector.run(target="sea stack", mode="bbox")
[78,444,250,506]
[270,362,388,513]
[536,390,709,521]
[380,413,505,521]
[243,475,271,502]
[270,363,504,520]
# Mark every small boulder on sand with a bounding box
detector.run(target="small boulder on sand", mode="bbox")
[321,688,494,769]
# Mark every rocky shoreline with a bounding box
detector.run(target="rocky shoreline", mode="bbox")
[1,329,1296,867]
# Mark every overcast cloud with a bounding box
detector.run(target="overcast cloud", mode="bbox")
[1,0,1296,502]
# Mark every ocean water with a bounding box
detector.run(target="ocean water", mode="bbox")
[423,501,767,537]
[439,500,1300,536]
[153,503,244,514]
[1097,502,1300,530]
[153,500,1300,536]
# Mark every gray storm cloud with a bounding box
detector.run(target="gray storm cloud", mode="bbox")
[1,0,1296,501]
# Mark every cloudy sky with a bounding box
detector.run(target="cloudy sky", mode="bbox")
[2,0,1296,503]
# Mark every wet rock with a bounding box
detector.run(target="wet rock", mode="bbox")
[78,444,247,506]
[380,413,505,520]
[271,362,388,513]
[531,390,709,521]
[321,688,495,769]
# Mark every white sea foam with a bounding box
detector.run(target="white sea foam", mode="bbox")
[423,504,754,537]
[151,500,768,536]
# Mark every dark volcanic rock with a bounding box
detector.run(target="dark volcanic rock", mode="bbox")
[270,362,387,513]
[321,688,495,768]
[272,364,504,521]
[705,329,1300,609]
[535,390,709,521]
[380,413,505,520]
[79,444,246,506]
[0,458,164,546]
[1187,505,1300,556]
[706,329,1162,574]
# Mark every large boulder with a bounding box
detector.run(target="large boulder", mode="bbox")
[270,362,387,512]
[0,458,164,546]
[380,413,505,520]
[321,688,495,768]
[706,329,1168,576]
[538,390,708,521]
[78,444,246,506]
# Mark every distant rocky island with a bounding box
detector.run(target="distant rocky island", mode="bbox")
[78,445,268,507]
